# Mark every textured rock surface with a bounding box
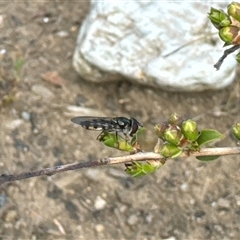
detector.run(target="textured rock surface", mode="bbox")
[73,2,237,91]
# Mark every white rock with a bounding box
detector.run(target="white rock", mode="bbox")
[94,196,107,210]
[217,198,230,208]
[73,1,237,91]
[95,224,105,232]
[180,183,188,191]
[5,119,24,130]
[21,111,31,120]
[56,31,69,38]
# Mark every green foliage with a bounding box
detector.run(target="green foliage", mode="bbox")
[14,58,24,76]
[196,155,221,161]
[0,56,24,108]
[95,112,237,177]
[208,2,240,69]
[196,129,224,146]
[154,113,224,155]
[232,123,240,141]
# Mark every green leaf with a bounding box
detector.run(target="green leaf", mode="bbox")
[196,155,221,161]
[196,129,224,146]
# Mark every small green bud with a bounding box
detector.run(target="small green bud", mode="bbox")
[168,113,183,126]
[98,132,134,151]
[232,123,240,141]
[154,123,168,139]
[228,2,240,22]
[221,25,240,40]
[164,126,184,146]
[219,26,239,44]
[125,161,163,177]
[181,119,199,141]
[208,7,232,29]
[160,143,182,158]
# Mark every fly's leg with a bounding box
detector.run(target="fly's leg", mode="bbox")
[97,131,120,148]
[97,131,105,141]
[116,132,131,150]
[123,133,130,146]
[115,131,120,148]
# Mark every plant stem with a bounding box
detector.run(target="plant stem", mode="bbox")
[1,147,240,185]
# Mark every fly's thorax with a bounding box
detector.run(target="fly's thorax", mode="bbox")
[113,117,130,129]
[113,117,142,137]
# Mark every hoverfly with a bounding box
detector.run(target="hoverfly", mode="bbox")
[71,116,143,140]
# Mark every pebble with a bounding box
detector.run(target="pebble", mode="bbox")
[235,196,240,206]
[217,198,230,208]
[56,31,69,37]
[43,17,49,23]
[94,196,107,210]
[127,214,138,225]
[5,119,23,130]
[211,202,217,208]
[21,111,31,120]
[214,224,223,232]
[31,84,54,99]
[5,210,17,222]
[0,48,6,55]
[180,183,188,191]
[95,224,105,232]
[145,213,153,223]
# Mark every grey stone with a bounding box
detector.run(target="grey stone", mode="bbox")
[218,198,230,209]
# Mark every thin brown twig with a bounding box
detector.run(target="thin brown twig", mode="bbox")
[1,147,240,185]
[214,45,240,70]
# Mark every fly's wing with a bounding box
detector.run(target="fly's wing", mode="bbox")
[71,116,117,131]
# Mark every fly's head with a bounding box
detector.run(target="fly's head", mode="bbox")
[129,118,143,137]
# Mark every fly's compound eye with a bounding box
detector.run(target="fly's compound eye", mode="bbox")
[129,118,141,136]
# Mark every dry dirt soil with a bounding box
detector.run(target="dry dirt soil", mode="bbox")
[1,2,240,240]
